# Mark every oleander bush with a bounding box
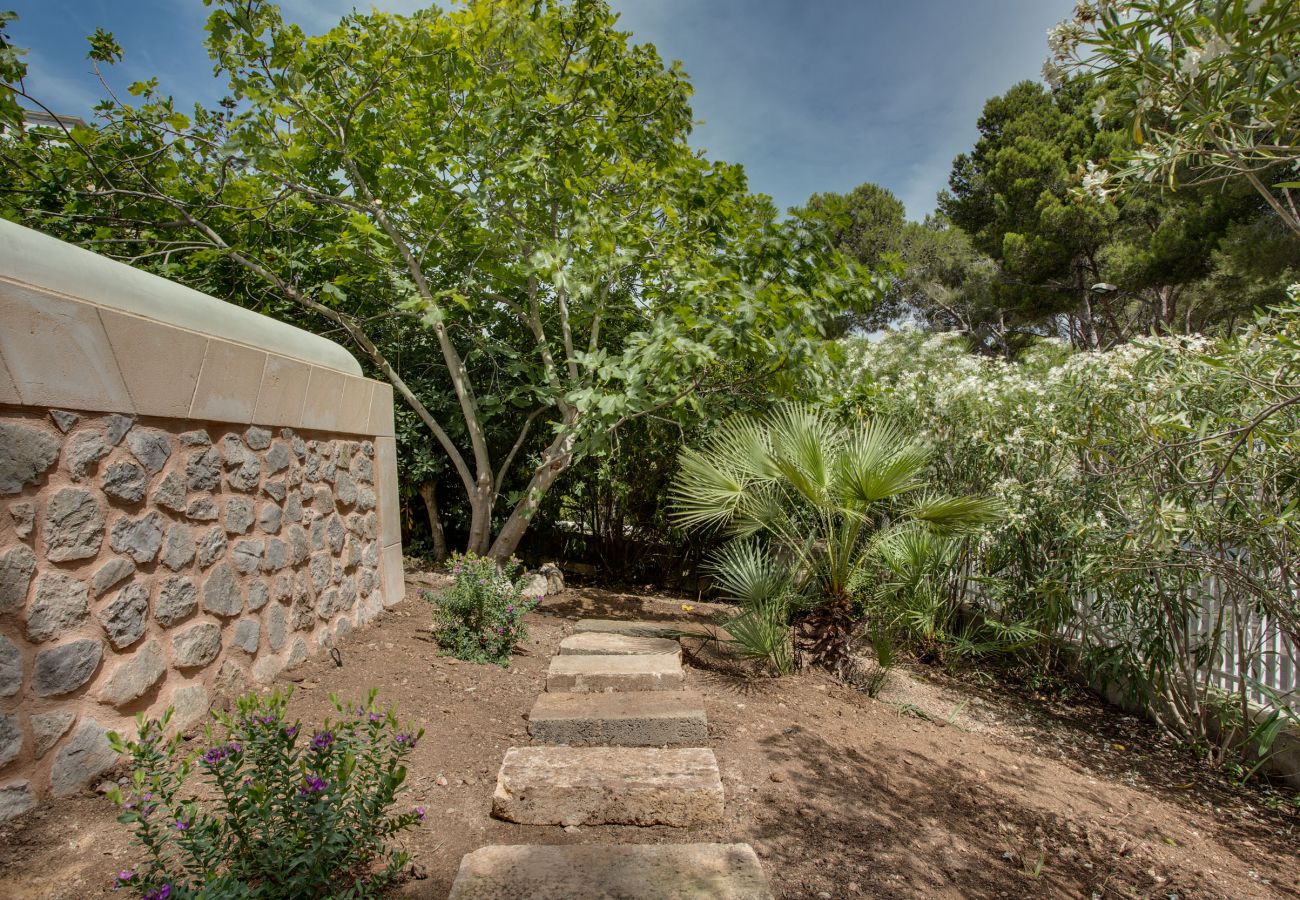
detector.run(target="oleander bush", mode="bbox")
[830,290,1300,769]
[106,689,424,899]
[426,551,541,665]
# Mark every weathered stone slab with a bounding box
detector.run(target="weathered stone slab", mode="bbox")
[528,690,707,746]
[559,632,681,657]
[491,746,723,826]
[573,618,684,637]
[546,653,684,693]
[448,843,773,900]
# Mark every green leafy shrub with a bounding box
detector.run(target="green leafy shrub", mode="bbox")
[672,403,1000,676]
[425,551,541,665]
[106,689,424,899]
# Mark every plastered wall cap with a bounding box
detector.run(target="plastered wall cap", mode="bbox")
[0,220,361,377]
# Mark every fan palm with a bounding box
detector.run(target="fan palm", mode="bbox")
[671,404,1000,674]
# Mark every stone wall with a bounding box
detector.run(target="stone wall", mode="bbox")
[0,221,404,820]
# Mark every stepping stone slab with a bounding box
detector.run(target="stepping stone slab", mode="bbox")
[492,746,724,826]
[574,618,681,637]
[449,843,774,900]
[529,690,708,746]
[575,618,734,643]
[559,632,682,657]
[547,653,684,693]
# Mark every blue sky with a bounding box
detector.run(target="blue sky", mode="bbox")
[10,0,1074,219]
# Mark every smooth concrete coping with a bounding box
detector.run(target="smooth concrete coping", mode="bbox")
[528,690,708,746]
[559,632,682,656]
[449,843,774,900]
[0,221,395,437]
[546,653,684,693]
[1,220,360,375]
[491,746,724,827]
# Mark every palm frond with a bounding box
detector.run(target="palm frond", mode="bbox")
[836,421,930,507]
[907,492,1004,535]
[705,540,793,607]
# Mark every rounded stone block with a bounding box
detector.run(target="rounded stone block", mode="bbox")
[50,718,118,797]
[26,572,89,643]
[0,422,60,494]
[41,487,105,562]
[172,622,221,669]
[32,638,102,697]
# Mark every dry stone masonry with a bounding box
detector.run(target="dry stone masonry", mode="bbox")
[0,219,402,819]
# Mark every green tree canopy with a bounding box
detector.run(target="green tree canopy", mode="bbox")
[1,0,877,558]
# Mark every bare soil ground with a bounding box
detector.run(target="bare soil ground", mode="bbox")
[2,579,1297,899]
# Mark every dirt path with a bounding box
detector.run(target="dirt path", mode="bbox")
[1,582,1296,899]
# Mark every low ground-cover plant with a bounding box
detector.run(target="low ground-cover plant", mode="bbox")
[106,689,424,899]
[425,551,541,665]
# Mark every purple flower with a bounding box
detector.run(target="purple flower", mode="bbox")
[143,885,171,900]
[394,732,418,749]
[259,714,278,726]
[173,819,189,832]
[413,806,426,822]
[369,712,384,723]
[117,869,134,882]
[298,775,328,797]
[310,731,334,752]
[284,725,299,739]
[204,746,227,764]
[227,742,242,755]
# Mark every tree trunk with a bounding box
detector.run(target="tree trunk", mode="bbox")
[795,596,858,678]
[488,425,577,561]
[466,477,494,556]
[418,481,449,562]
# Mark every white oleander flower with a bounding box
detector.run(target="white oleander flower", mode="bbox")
[1091,95,1107,127]
[1200,35,1230,62]
[1042,60,1066,89]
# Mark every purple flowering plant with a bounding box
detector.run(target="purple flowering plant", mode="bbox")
[106,688,424,898]
[422,551,541,665]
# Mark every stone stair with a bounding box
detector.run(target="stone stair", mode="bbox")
[547,652,685,692]
[492,745,724,826]
[528,690,708,746]
[559,631,682,656]
[450,617,774,897]
[448,843,774,899]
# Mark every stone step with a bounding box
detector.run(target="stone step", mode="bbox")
[574,618,682,637]
[575,618,733,644]
[491,745,724,826]
[448,843,774,899]
[547,652,684,693]
[528,690,707,746]
[559,632,682,657]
